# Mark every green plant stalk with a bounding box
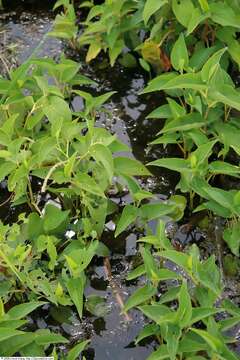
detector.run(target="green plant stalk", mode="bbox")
[0,249,24,283]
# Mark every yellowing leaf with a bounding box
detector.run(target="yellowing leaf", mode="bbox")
[141,40,162,70]
[86,42,102,63]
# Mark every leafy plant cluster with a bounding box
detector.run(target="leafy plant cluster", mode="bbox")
[50,0,240,358]
[0,52,172,355]
[0,19,186,358]
[59,0,240,256]
[0,0,240,358]
[125,223,240,360]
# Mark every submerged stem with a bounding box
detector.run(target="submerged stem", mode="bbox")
[103,257,132,322]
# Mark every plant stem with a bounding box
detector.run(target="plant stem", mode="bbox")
[27,178,42,215]
[103,257,132,322]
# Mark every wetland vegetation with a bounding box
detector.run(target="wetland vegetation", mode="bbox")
[0,0,240,359]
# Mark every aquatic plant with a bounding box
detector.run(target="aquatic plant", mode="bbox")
[1,0,240,357]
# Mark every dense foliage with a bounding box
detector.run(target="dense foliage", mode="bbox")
[0,0,240,358]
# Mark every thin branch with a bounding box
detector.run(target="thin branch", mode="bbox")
[28,178,42,215]
[104,257,132,322]
[0,194,12,207]
[41,161,66,193]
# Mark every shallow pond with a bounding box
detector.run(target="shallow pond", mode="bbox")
[0,3,240,359]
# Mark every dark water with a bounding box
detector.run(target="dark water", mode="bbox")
[1,4,240,359]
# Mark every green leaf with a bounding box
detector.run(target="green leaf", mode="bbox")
[65,241,99,274]
[223,223,240,256]
[158,250,190,271]
[163,73,206,91]
[194,200,231,218]
[27,213,43,239]
[210,2,240,28]
[160,113,205,134]
[127,264,146,280]
[47,237,57,270]
[209,161,240,178]
[0,162,16,182]
[141,247,159,281]
[159,286,181,304]
[0,328,24,342]
[44,96,72,136]
[169,195,187,221]
[190,308,222,325]
[147,104,172,119]
[146,345,169,360]
[114,157,151,176]
[219,316,240,332]
[109,39,125,67]
[215,122,240,156]
[190,140,217,167]
[0,150,12,159]
[148,158,190,173]
[191,178,235,214]
[20,341,45,357]
[133,190,154,202]
[143,0,168,25]
[64,153,77,178]
[139,304,172,323]
[195,256,222,296]
[43,205,69,233]
[139,58,151,73]
[140,202,176,221]
[225,300,239,322]
[143,73,206,93]
[115,205,138,237]
[187,7,208,35]
[187,129,208,146]
[179,332,208,353]
[189,45,220,71]
[67,340,90,360]
[154,269,181,281]
[35,330,68,345]
[90,91,116,110]
[135,324,160,344]
[150,133,179,145]
[198,0,209,11]
[0,333,34,356]
[7,302,46,320]
[190,328,223,353]
[90,143,114,181]
[168,98,186,118]
[73,172,106,198]
[137,235,161,246]
[0,299,4,317]
[167,324,181,360]
[141,73,177,93]
[172,0,195,27]
[201,47,227,82]
[66,276,85,319]
[210,84,240,112]
[171,34,189,72]
[123,284,157,312]
[176,281,192,328]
